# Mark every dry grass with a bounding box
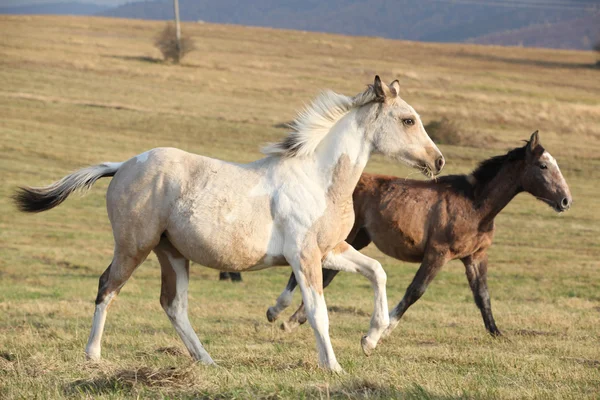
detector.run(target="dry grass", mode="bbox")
[0,15,599,399]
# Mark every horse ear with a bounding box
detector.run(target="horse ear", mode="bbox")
[373,76,397,101]
[528,130,540,153]
[389,80,400,97]
[373,75,385,100]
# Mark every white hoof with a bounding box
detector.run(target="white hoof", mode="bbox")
[322,362,345,374]
[361,335,377,357]
[85,350,101,361]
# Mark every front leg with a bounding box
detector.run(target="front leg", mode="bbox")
[382,251,447,339]
[287,246,342,372]
[282,268,339,332]
[322,242,389,356]
[462,254,501,336]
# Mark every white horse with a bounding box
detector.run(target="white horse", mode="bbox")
[14,76,444,372]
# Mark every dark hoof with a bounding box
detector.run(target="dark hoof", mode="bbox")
[489,329,503,337]
[266,307,278,323]
[219,272,230,281]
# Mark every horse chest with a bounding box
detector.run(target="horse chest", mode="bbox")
[313,196,355,253]
[448,229,493,259]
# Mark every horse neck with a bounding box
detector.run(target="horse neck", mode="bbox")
[314,109,372,200]
[476,160,524,226]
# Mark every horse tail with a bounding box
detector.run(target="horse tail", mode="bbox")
[13,162,124,213]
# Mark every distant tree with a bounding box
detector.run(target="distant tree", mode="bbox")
[594,39,600,67]
[154,0,195,63]
[154,22,195,63]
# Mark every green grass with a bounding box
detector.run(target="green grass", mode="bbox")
[0,15,599,399]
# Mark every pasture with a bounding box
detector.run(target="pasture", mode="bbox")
[0,15,599,399]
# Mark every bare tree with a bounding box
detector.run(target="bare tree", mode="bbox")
[154,0,195,63]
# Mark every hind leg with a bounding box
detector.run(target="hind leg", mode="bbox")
[154,238,214,364]
[266,272,298,323]
[85,251,148,360]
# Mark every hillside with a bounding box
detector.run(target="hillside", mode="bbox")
[469,13,600,50]
[97,0,600,49]
[0,2,109,16]
[0,15,599,399]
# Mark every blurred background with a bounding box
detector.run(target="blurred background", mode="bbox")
[2,0,600,50]
[0,1,599,399]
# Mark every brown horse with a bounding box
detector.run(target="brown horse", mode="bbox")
[267,131,572,338]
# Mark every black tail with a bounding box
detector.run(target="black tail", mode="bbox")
[13,162,122,213]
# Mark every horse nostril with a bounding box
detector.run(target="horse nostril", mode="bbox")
[561,197,570,209]
[435,157,445,172]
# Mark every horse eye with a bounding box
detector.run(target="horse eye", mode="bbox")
[402,118,414,126]
[539,163,547,169]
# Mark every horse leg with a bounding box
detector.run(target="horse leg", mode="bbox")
[266,272,298,322]
[85,250,150,360]
[219,272,230,281]
[281,268,339,332]
[382,253,446,339]
[287,246,342,372]
[154,238,214,364]
[462,254,501,336]
[322,242,388,356]
[268,227,371,326]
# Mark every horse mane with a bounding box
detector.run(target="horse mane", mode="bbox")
[471,144,529,186]
[437,142,537,200]
[261,86,379,158]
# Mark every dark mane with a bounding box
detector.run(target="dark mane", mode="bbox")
[471,144,528,186]
[436,143,536,200]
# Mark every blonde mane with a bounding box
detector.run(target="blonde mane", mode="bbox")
[262,86,379,158]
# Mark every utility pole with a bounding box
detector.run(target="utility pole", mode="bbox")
[173,0,181,53]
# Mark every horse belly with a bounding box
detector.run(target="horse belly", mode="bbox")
[371,220,426,263]
[167,195,286,271]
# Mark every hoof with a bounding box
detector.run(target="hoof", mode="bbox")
[361,336,376,357]
[266,307,278,323]
[322,362,345,374]
[490,329,503,338]
[280,320,298,333]
[331,364,346,374]
[85,352,101,362]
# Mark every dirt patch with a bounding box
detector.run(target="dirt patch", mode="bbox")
[327,305,369,317]
[33,256,91,271]
[68,365,199,395]
[156,346,187,357]
[562,357,600,368]
[416,339,438,347]
[514,329,558,337]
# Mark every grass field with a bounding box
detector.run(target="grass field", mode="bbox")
[0,15,599,399]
